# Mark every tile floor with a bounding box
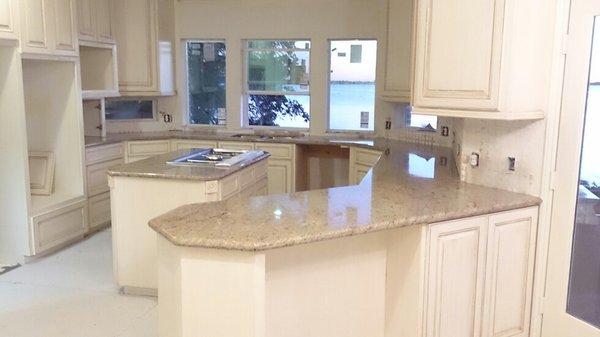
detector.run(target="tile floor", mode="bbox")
[0,229,158,337]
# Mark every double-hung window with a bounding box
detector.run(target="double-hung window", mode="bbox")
[245,40,311,128]
[185,40,227,125]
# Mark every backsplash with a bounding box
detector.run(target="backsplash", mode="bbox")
[381,102,454,147]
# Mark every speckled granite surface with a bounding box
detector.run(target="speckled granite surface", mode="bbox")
[107,149,270,181]
[146,139,541,251]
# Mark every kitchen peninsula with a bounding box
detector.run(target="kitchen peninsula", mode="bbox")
[108,148,269,295]
[148,138,541,337]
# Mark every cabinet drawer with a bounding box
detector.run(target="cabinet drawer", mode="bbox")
[171,139,218,151]
[127,140,171,156]
[87,158,123,196]
[88,192,111,229]
[32,201,86,254]
[217,141,255,151]
[255,143,294,160]
[355,149,382,166]
[85,143,123,165]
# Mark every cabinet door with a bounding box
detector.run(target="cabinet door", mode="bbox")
[413,0,505,111]
[352,163,371,185]
[171,140,218,151]
[20,0,51,54]
[381,0,412,102]
[52,0,78,55]
[76,0,95,41]
[482,207,538,337]
[217,141,255,151]
[95,0,114,43]
[114,0,158,93]
[0,0,19,40]
[88,192,111,230]
[425,217,488,337]
[266,159,292,195]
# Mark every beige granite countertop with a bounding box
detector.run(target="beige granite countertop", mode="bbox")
[107,149,270,181]
[145,137,542,251]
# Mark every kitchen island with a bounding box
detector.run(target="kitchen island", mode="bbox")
[108,148,269,295]
[149,140,541,337]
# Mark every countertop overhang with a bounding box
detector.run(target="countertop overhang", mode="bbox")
[101,132,544,251]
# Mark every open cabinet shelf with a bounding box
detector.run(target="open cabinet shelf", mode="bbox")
[79,42,119,99]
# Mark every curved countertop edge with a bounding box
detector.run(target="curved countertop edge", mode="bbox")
[148,198,541,252]
[135,135,543,252]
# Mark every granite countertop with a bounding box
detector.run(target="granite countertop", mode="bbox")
[107,149,270,181]
[146,138,542,251]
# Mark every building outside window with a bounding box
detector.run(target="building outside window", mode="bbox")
[105,99,155,120]
[245,40,310,128]
[186,40,227,125]
[406,110,438,131]
[328,39,377,131]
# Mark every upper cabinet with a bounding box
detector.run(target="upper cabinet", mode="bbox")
[113,0,175,96]
[77,0,115,44]
[381,0,413,103]
[20,0,78,57]
[0,0,19,41]
[411,0,553,119]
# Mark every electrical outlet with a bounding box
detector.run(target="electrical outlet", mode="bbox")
[469,152,480,167]
[441,126,449,137]
[508,157,516,171]
[385,120,392,130]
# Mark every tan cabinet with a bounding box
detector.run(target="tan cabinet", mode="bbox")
[424,207,539,337]
[255,143,295,194]
[349,147,383,185]
[124,139,171,163]
[76,0,114,44]
[171,139,218,151]
[412,0,551,119]
[218,141,255,151]
[20,0,78,57]
[31,200,87,255]
[0,0,19,40]
[381,0,413,102]
[113,0,174,96]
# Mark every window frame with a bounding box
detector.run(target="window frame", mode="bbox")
[242,39,312,131]
[182,39,228,128]
[326,38,378,134]
[105,98,157,122]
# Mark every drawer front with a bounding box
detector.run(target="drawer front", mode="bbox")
[32,202,86,254]
[86,143,123,165]
[355,149,382,167]
[217,141,255,151]
[88,193,111,229]
[87,158,123,196]
[127,140,171,156]
[255,143,294,160]
[171,139,218,151]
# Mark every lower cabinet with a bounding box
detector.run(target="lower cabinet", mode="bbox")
[217,141,255,151]
[31,200,87,255]
[349,147,383,185]
[171,139,218,151]
[424,207,538,337]
[88,192,111,230]
[264,159,293,195]
[124,139,171,163]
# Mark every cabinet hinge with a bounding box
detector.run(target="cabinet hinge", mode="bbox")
[561,34,569,55]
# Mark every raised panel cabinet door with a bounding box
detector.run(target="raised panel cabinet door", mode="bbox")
[114,0,158,93]
[266,159,292,195]
[20,0,51,54]
[425,216,488,337]
[413,0,505,110]
[95,0,114,43]
[381,0,412,101]
[52,0,78,55]
[76,0,95,41]
[0,0,19,40]
[171,140,218,151]
[482,207,538,337]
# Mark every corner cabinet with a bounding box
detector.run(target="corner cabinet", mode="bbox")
[0,0,19,41]
[381,0,413,102]
[424,207,538,337]
[20,0,78,57]
[411,0,552,119]
[77,0,115,44]
[113,0,175,96]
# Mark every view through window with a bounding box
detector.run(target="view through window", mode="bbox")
[245,40,310,128]
[329,40,377,131]
[186,41,226,125]
[105,99,155,120]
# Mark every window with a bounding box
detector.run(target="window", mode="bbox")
[105,99,155,120]
[186,41,226,125]
[406,108,438,131]
[245,40,310,128]
[328,39,377,131]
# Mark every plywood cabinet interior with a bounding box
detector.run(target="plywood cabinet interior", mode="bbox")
[113,0,175,96]
[412,0,552,119]
[20,0,78,57]
[77,0,115,44]
[0,0,19,40]
[381,0,413,102]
